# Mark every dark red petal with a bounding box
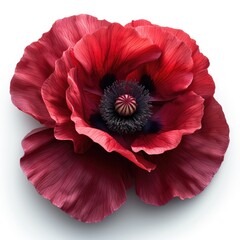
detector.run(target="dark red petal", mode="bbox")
[157,92,204,132]
[73,23,161,82]
[42,51,95,153]
[10,44,55,126]
[132,92,204,154]
[66,68,101,123]
[134,98,229,205]
[10,15,110,125]
[68,90,155,171]
[72,119,156,171]
[134,25,193,100]
[54,122,92,154]
[21,128,132,223]
[41,49,76,124]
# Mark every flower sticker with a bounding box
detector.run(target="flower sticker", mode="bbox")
[10,15,229,223]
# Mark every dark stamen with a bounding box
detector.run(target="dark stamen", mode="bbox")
[139,74,155,93]
[89,114,109,132]
[142,120,161,133]
[99,80,151,134]
[100,74,116,90]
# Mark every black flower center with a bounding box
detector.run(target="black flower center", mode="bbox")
[99,81,151,134]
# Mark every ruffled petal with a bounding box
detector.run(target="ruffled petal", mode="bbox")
[66,68,101,123]
[187,69,215,98]
[42,48,100,125]
[41,49,76,124]
[72,120,156,172]
[134,98,229,205]
[125,19,152,27]
[73,23,161,84]
[132,25,193,100]
[21,128,132,223]
[10,44,55,125]
[48,15,111,53]
[163,27,215,98]
[132,92,204,154]
[127,23,214,99]
[10,15,110,125]
[42,50,95,153]
[163,27,209,72]
[54,122,92,154]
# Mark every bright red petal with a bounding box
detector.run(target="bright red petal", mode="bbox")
[134,98,229,205]
[187,69,215,98]
[163,27,209,72]
[132,92,204,154]
[133,25,193,100]
[73,23,161,82]
[127,23,214,99]
[125,19,152,27]
[21,128,131,223]
[163,27,215,98]
[10,15,110,125]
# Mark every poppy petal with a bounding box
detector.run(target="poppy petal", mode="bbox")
[73,23,161,83]
[134,97,229,205]
[163,27,215,98]
[10,43,55,126]
[132,92,204,154]
[163,27,209,72]
[66,68,101,123]
[134,25,193,100]
[21,128,132,223]
[42,51,94,153]
[10,15,110,125]
[72,121,156,171]
[187,69,215,98]
[125,19,152,27]
[54,122,92,154]
[41,49,76,124]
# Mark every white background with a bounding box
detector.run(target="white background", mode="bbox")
[0,0,239,239]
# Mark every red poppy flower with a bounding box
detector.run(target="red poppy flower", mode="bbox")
[10,15,229,223]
